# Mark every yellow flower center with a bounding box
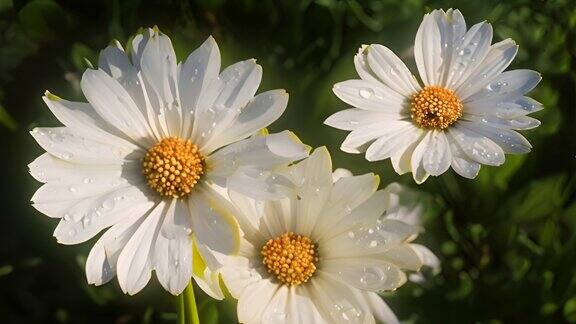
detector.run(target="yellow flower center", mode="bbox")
[410,86,463,130]
[261,232,318,286]
[142,137,204,198]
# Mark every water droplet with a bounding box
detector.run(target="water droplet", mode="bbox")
[61,152,72,160]
[101,199,115,211]
[347,231,355,239]
[369,240,378,248]
[358,88,374,99]
[69,186,77,193]
[83,178,93,184]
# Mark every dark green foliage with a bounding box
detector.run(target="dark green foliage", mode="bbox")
[0,0,574,323]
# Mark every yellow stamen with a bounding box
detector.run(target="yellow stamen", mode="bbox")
[410,86,463,129]
[142,137,204,198]
[261,232,318,286]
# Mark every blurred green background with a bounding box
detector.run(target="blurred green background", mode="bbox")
[0,0,575,323]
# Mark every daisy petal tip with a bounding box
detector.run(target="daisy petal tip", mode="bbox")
[43,90,61,101]
[341,145,361,154]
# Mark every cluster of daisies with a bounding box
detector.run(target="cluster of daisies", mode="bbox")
[29,8,540,324]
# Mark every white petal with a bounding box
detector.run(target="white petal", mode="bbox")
[341,120,405,154]
[180,36,221,138]
[332,80,406,112]
[220,255,263,298]
[448,136,481,179]
[292,147,333,236]
[422,130,452,176]
[414,11,443,86]
[139,29,182,136]
[81,69,154,146]
[98,43,132,80]
[459,121,532,154]
[410,133,432,184]
[192,59,262,147]
[130,28,153,68]
[30,127,141,164]
[448,124,505,166]
[178,36,220,130]
[52,186,155,245]
[237,279,278,324]
[381,245,423,270]
[418,9,471,87]
[366,44,420,95]
[390,131,426,175]
[42,93,135,144]
[465,69,541,103]
[354,45,379,82]
[362,291,399,324]
[311,274,374,323]
[456,39,518,100]
[31,169,140,205]
[410,243,441,275]
[332,168,353,182]
[465,95,543,119]
[28,153,128,184]
[189,185,240,255]
[432,9,467,86]
[320,189,389,241]
[208,131,308,199]
[209,131,308,178]
[365,122,423,162]
[444,21,493,88]
[324,108,401,131]
[313,173,379,240]
[382,183,424,227]
[192,241,225,299]
[322,258,407,292]
[154,199,193,295]
[261,285,291,323]
[465,114,541,130]
[85,207,148,285]
[287,286,327,323]
[322,219,420,259]
[116,201,165,295]
[193,271,225,300]
[202,89,289,153]
[227,190,267,240]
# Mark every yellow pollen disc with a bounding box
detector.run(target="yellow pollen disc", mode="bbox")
[261,232,318,286]
[142,137,204,198]
[410,86,463,130]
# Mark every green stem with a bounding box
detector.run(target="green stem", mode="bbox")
[177,291,185,324]
[184,281,200,324]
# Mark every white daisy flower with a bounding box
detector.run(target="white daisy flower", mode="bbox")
[28,27,309,296]
[216,147,434,324]
[325,9,542,183]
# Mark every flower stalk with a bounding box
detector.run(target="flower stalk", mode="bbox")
[177,281,200,324]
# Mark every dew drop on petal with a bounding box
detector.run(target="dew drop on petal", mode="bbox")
[358,88,374,99]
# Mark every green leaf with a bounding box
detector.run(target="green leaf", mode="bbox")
[564,297,576,322]
[504,175,568,222]
[18,0,71,41]
[0,104,17,130]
